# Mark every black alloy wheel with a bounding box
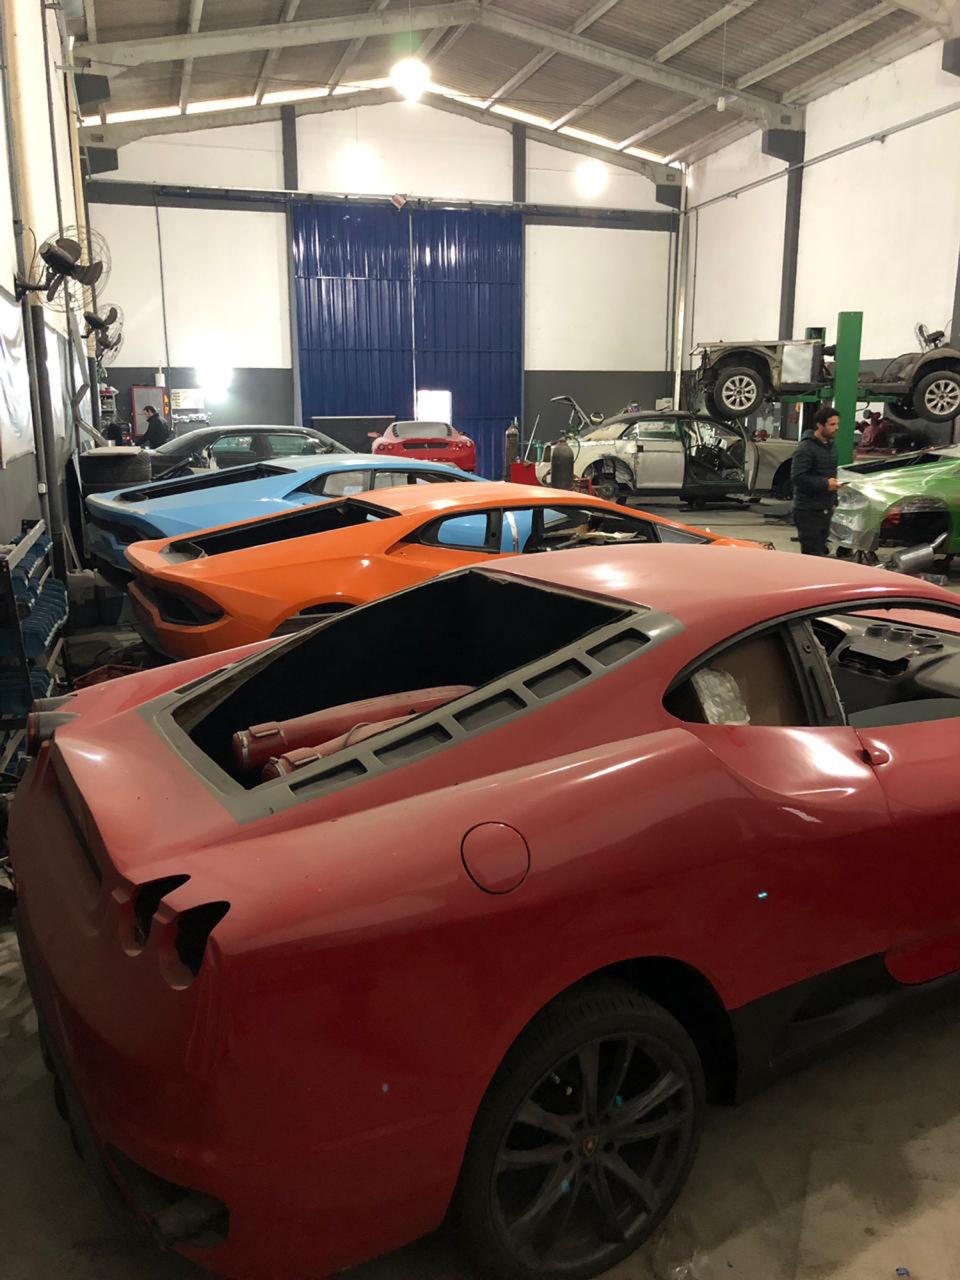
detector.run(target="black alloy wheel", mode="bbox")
[456,984,704,1279]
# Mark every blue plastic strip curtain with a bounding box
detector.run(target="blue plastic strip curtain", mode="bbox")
[412,209,523,480]
[292,203,523,478]
[292,202,414,423]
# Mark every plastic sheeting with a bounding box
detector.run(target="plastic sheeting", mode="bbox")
[292,202,522,479]
[0,295,34,466]
[412,208,522,481]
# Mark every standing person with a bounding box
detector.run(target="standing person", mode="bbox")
[791,405,840,556]
[141,404,171,448]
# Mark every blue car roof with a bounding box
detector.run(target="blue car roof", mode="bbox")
[85,456,481,537]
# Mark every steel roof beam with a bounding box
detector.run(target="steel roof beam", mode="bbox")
[254,0,302,105]
[616,101,706,150]
[476,6,801,127]
[736,2,896,87]
[654,0,761,62]
[484,0,622,106]
[328,0,393,93]
[178,0,206,112]
[548,72,632,129]
[891,0,960,33]
[73,2,478,74]
[79,85,682,193]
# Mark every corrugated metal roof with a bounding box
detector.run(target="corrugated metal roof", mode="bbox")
[499,54,619,119]
[89,0,947,162]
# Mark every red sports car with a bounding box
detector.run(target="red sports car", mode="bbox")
[11,547,960,1280]
[371,418,477,470]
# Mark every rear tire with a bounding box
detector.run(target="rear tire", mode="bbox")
[455,981,704,1280]
[912,368,960,423]
[709,367,767,419]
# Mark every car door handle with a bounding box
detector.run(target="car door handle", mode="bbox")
[635,444,643,452]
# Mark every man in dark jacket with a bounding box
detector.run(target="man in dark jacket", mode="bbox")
[791,405,840,556]
[141,404,171,448]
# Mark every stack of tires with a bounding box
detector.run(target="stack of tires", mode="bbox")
[78,447,151,496]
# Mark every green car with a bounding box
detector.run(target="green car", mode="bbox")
[832,445,960,561]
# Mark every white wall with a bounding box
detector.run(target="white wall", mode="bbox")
[525,224,670,370]
[795,42,960,358]
[86,203,163,368]
[685,41,960,360]
[525,139,663,212]
[106,103,666,212]
[0,80,16,290]
[113,121,284,189]
[297,101,512,201]
[88,203,290,371]
[687,131,787,348]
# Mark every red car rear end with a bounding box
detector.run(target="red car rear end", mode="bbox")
[372,419,476,471]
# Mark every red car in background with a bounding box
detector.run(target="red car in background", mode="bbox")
[372,419,477,470]
[12,547,960,1280]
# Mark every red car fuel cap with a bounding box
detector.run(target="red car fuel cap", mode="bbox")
[461,823,531,895]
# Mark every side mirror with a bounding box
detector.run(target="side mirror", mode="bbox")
[367,432,380,439]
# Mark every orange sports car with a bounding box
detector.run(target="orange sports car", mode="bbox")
[126,482,769,660]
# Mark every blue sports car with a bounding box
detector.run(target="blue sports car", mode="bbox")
[85,455,482,572]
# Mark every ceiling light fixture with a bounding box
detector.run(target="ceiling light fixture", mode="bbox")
[390,56,431,103]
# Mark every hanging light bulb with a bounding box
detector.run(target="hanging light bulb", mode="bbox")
[390,56,431,102]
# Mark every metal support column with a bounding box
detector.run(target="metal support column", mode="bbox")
[512,123,526,204]
[778,142,805,340]
[28,307,68,579]
[281,104,298,189]
[280,106,302,423]
[832,310,862,467]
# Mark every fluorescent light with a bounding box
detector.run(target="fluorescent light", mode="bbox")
[262,86,330,104]
[559,125,619,148]
[104,105,180,123]
[490,104,552,128]
[332,77,391,95]
[186,96,258,114]
[390,56,432,102]
[623,145,668,162]
[335,142,380,191]
[574,158,609,198]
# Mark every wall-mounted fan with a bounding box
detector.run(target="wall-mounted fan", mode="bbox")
[16,226,111,312]
[84,303,124,365]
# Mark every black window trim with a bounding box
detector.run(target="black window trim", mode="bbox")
[663,595,960,728]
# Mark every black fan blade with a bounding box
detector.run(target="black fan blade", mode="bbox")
[104,306,117,326]
[46,274,64,302]
[83,309,99,327]
[56,237,83,261]
[73,261,103,286]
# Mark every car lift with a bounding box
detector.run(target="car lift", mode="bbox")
[781,311,904,466]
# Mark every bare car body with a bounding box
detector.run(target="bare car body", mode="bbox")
[694,325,960,425]
[536,403,797,502]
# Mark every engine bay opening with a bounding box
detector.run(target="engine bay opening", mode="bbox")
[167,498,392,560]
[173,570,629,788]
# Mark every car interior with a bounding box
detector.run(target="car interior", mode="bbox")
[423,505,709,554]
[666,607,960,730]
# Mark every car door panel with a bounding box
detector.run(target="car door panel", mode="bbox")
[855,718,960,983]
[633,433,685,490]
[685,724,902,993]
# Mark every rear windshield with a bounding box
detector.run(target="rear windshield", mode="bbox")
[166,498,390,559]
[393,421,452,438]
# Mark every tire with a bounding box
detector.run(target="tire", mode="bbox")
[455,981,704,1280]
[710,366,767,419]
[583,460,628,504]
[79,447,151,495]
[885,400,919,425]
[912,368,960,423]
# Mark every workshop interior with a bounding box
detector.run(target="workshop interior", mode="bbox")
[2,2,960,1279]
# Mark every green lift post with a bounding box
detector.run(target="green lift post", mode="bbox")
[784,311,864,465]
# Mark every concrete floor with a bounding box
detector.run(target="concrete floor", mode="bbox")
[4,497,960,1280]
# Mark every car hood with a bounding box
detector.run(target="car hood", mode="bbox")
[839,458,960,505]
